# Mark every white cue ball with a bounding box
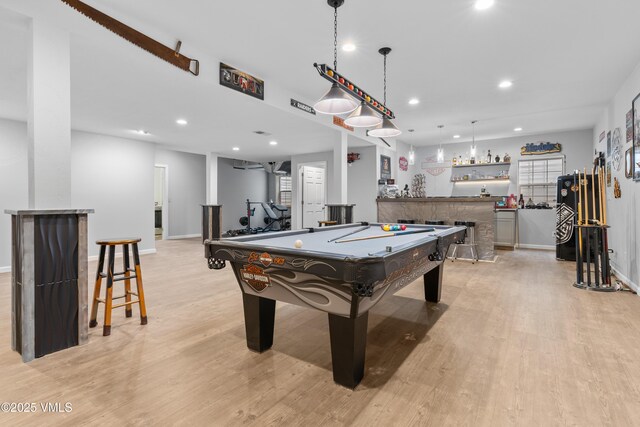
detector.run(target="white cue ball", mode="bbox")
[294,239,303,248]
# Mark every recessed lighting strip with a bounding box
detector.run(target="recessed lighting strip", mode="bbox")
[313,63,395,119]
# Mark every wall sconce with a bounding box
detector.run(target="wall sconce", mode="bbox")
[347,152,360,166]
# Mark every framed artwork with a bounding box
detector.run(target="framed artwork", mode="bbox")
[606,131,612,157]
[219,63,264,100]
[633,92,640,181]
[606,161,612,187]
[380,155,391,179]
[627,109,634,143]
[625,147,633,178]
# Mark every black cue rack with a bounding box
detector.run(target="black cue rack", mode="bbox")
[573,224,613,291]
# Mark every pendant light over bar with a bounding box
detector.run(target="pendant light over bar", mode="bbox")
[437,125,445,163]
[470,120,478,158]
[313,0,359,115]
[368,47,401,137]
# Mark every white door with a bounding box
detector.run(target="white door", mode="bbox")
[302,166,326,228]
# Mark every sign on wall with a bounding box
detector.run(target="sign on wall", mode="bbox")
[380,155,391,179]
[290,99,315,115]
[399,156,408,171]
[333,116,354,132]
[521,142,562,155]
[219,63,264,100]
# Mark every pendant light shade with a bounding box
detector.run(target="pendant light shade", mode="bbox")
[368,116,401,137]
[314,83,359,115]
[344,102,383,128]
[437,148,445,164]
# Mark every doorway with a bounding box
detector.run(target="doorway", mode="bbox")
[154,165,169,240]
[301,165,326,228]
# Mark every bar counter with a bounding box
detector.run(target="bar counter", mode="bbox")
[376,197,500,261]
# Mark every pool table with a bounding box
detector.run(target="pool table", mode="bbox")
[205,222,466,388]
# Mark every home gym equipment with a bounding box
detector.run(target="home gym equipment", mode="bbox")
[235,199,291,235]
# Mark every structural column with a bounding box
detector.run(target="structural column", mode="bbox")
[206,152,219,205]
[331,132,348,204]
[27,17,71,209]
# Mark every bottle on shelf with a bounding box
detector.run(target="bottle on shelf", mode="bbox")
[463,154,468,165]
[458,155,463,165]
[452,153,458,166]
[487,149,492,163]
[519,194,525,209]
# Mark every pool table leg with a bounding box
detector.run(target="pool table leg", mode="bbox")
[424,262,444,303]
[242,293,276,353]
[328,312,369,389]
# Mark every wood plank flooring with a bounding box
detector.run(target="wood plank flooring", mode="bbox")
[1,238,640,426]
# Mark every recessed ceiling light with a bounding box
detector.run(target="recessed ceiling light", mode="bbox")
[342,43,356,52]
[514,127,523,132]
[474,0,495,10]
[134,130,150,135]
[232,147,240,151]
[269,141,278,146]
[453,135,461,139]
[408,98,420,105]
[176,119,188,125]
[498,80,513,89]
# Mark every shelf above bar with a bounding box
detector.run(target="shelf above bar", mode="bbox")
[451,177,511,183]
[452,162,512,168]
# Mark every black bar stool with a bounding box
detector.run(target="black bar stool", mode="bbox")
[90,238,148,336]
[449,221,479,263]
[397,219,416,224]
[425,220,445,225]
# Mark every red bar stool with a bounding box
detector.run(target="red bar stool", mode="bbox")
[89,238,148,336]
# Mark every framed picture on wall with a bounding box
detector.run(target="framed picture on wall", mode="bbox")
[625,147,633,178]
[633,92,640,181]
[606,131,611,157]
[380,155,391,179]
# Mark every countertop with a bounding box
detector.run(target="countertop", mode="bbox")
[376,197,502,203]
[5,209,95,215]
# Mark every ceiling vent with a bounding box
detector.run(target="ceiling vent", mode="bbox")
[253,130,271,136]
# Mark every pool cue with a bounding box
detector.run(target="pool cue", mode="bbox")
[591,167,598,225]
[328,225,370,243]
[574,172,582,285]
[599,165,611,285]
[576,171,583,266]
[335,228,435,243]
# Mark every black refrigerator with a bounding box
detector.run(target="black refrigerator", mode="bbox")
[555,173,600,261]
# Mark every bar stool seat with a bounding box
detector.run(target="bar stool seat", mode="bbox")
[425,220,445,225]
[90,237,148,336]
[449,221,479,263]
[318,220,338,227]
[397,219,416,224]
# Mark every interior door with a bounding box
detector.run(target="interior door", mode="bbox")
[302,166,326,228]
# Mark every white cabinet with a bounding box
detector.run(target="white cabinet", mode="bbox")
[495,210,517,249]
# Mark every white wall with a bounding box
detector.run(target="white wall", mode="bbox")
[347,146,377,223]
[290,151,332,229]
[408,129,594,198]
[0,118,29,271]
[217,157,269,232]
[71,131,156,256]
[592,62,640,290]
[155,149,206,238]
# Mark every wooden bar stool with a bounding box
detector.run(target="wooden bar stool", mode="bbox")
[318,220,338,227]
[90,238,148,336]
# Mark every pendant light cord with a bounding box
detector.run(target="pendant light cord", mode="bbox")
[383,53,387,105]
[334,6,338,71]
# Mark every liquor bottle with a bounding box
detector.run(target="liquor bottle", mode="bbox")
[519,194,525,209]
[458,155,462,165]
[487,149,492,163]
[452,153,458,166]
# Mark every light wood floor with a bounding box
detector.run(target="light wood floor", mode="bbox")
[1,239,640,426]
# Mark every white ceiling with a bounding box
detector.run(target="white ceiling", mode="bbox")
[2,0,640,159]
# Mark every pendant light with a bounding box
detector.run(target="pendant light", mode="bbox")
[345,102,383,127]
[437,125,445,164]
[470,120,478,159]
[408,145,415,165]
[313,1,359,115]
[367,47,400,136]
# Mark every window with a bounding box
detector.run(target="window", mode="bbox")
[518,157,564,206]
[277,176,292,207]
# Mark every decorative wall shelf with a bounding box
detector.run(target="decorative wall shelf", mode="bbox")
[451,177,511,183]
[452,162,512,168]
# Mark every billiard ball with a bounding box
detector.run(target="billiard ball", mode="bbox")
[400,224,407,231]
[382,224,390,231]
[294,240,303,248]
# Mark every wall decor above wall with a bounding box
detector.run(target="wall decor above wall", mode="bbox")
[333,116,354,132]
[599,131,606,143]
[627,109,634,143]
[399,156,408,171]
[380,155,391,179]
[614,177,621,198]
[290,99,316,115]
[625,147,633,178]
[219,63,264,100]
[607,131,612,157]
[521,142,562,155]
[632,92,640,181]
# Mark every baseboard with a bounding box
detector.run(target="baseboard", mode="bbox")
[88,248,157,262]
[166,234,201,240]
[611,266,639,294]
[517,244,555,251]
[0,266,10,273]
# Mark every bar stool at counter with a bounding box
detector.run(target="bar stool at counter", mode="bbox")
[90,238,148,336]
[397,219,416,224]
[425,220,446,225]
[448,221,479,263]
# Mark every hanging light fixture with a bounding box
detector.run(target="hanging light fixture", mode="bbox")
[313,1,359,115]
[470,120,478,160]
[367,47,400,136]
[345,101,383,127]
[437,125,445,164]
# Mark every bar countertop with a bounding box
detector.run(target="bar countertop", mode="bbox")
[376,197,502,203]
[5,209,95,215]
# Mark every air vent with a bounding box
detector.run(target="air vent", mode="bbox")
[253,130,272,136]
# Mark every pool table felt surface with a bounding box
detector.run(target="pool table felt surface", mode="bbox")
[224,224,461,258]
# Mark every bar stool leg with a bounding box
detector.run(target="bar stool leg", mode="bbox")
[123,243,133,318]
[89,245,106,328]
[132,243,148,325]
[103,245,116,336]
